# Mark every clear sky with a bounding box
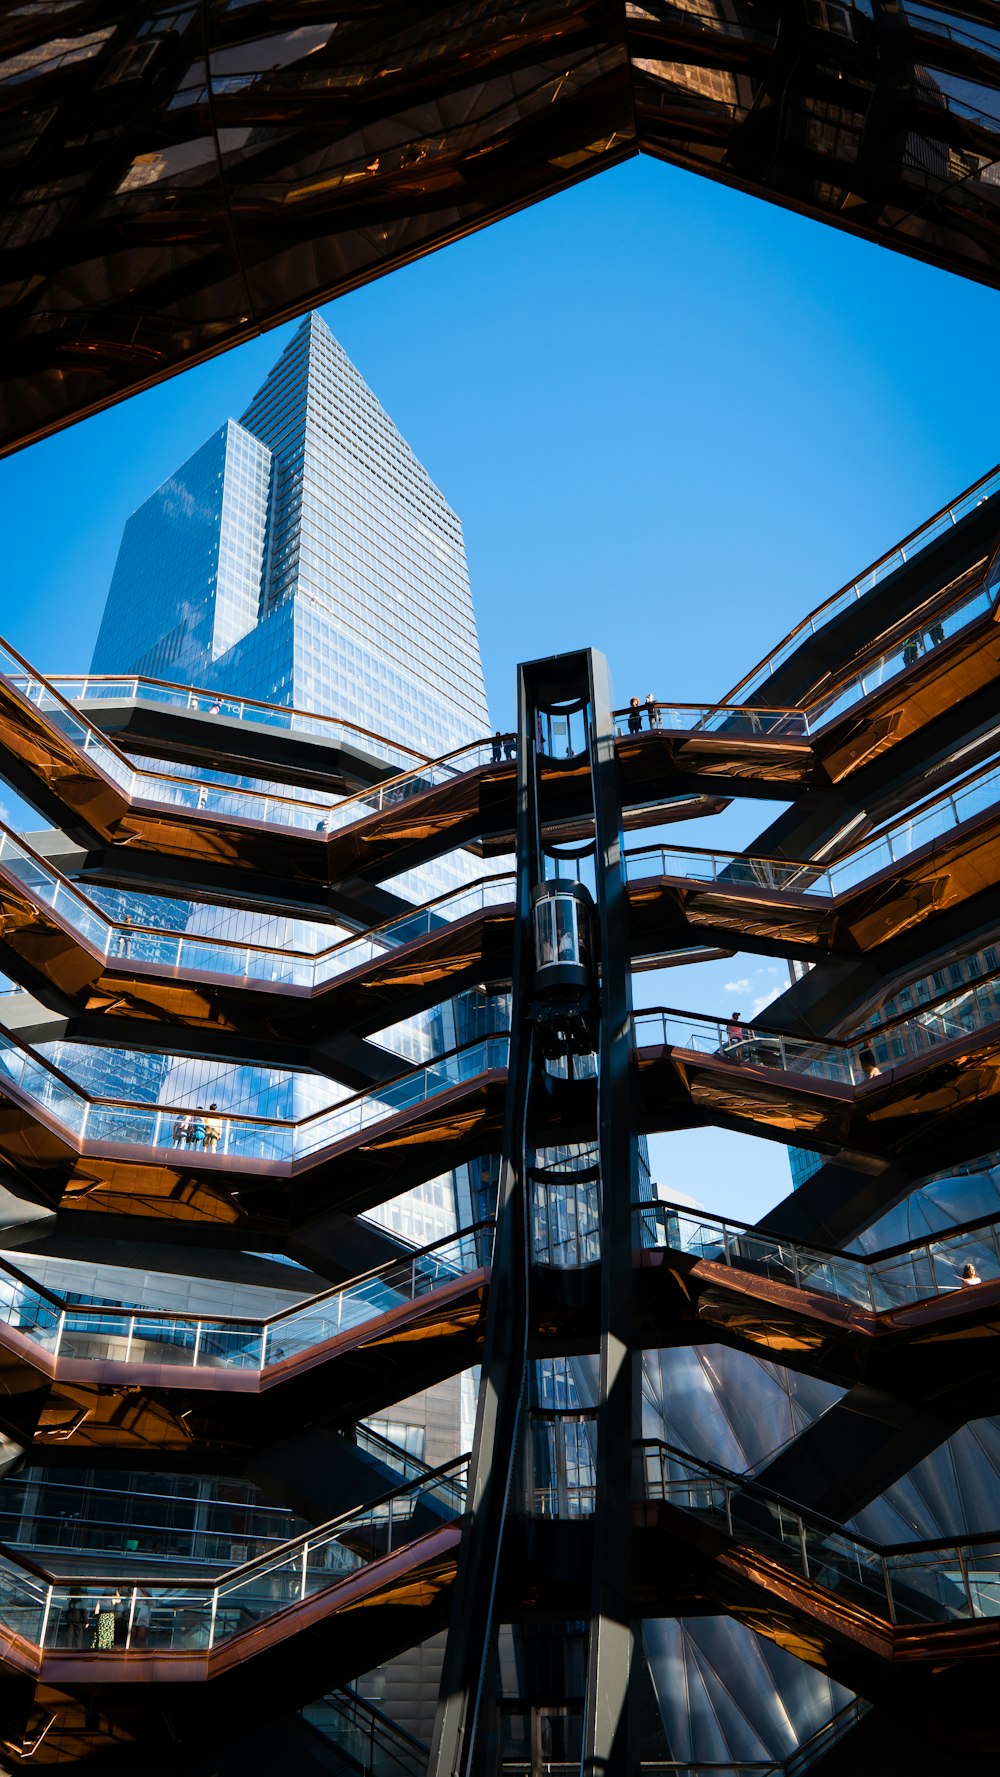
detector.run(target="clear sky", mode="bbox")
[1,153,998,1224]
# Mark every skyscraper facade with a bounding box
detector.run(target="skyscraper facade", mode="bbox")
[92,313,489,757]
[87,312,497,1255]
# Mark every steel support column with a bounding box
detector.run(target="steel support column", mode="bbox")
[428,667,537,1777]
[582,651,641,1777]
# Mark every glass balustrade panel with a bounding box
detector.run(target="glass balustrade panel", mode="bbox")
[0,1272,62,1347]
[0,1559,49,1643]
[885,1550,976,1623]
[792,1250,873,1309]
[800,1522,887,1610]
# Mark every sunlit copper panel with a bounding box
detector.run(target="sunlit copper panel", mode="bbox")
[2,1,1000,452]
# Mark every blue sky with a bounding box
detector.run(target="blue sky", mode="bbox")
[1,153,999,1222]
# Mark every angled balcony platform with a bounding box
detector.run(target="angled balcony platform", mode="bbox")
[0,1227,490,1457]
[33,675,436,797]
[0,830,518,1049]
[0,639,727,906]
[634,1439,1000,1739]
[633,993,1000,1178]
[626,749,1000,966]
[634,1201,1000,1415]
[4,981,1000,1237]
[0,1459,468,1762]
[0,1032,515,1230]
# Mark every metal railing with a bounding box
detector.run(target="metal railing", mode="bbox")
[0,823,514,992]
[635,1199,1000,1311]
[640,1440,1000,1626]
[0,634,504,839]
[304,1685,428,1776]
[626,746,1000,901]
[720,460,1000,705]
[0,1456,469,1654]
[633,962,1000,1087]
[38,673,434,776]
[0,1222,492,1374]
[614,562,998,742]
[0,1023,510,1167]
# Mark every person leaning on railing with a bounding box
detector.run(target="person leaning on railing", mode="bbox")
[204,1104,222,1152]
[91,1589,123,1649]
[724,1012,745,1060]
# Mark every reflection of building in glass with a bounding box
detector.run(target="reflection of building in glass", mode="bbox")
[93,312,489,758]
[5,347,1000,1770]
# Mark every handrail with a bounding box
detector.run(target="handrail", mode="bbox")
[636,1197,1000,1312]
[0,1451,470,1591]
[632,979,1000,1088]
[718,460,1000,705]
[81,1033,508,1128]
[638,1437,1000,1560]
[306,1683,430,1769]
[0,818,515,988]
[0,1222,493,1336]
[45,672,437,766]
[0,635,509,839]
[0,1019,511,1166]
[636,1194,1000,1270]
[626,741,1000,899]
[613,548,999,738]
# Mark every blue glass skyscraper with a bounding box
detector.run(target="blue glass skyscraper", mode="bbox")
[92,312,490,756]
[87,311,497,1255]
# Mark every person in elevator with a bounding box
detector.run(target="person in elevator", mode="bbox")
[627,697,642,734]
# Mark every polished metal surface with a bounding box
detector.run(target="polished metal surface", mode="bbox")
[3,3,1000,454]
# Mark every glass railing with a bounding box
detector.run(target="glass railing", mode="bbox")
[633,1008,858,1085]
[36,674,433,777]
[0,1224,492,1373]
[640,1441,1000,1625]
[304,1686,428,1777]
[616,567,998,742]
[626,750,1000,899]
[0,826,111,953]
[0,826,515,992]
[626,843,831,895]
[0,638,135,797]
[721,462,1000,706]
[0,1025,510,1167]
[632,975,1000,1087]
[822,756,1000,893]
[0,637,505,840]
[0,1477,304,1569]
[614,702,808,740]
[803,572,997,731]
[635,1200,1000,1311]
[125,738,499,836]
[0,1456,469,1653]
